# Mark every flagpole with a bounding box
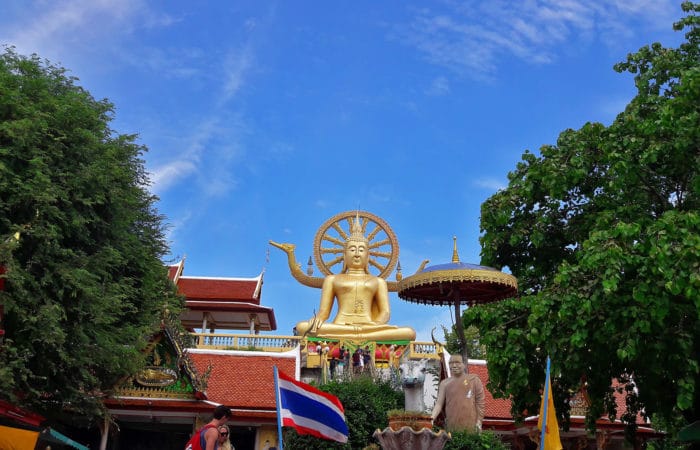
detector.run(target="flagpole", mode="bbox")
[539,356,551,450]
[273,365,284,450]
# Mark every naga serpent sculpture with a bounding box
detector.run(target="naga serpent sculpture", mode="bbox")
[268,241,325,288]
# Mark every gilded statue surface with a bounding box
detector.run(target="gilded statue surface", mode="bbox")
[272,212,415,342]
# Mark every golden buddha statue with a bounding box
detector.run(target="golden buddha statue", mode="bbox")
[291,215,416,342]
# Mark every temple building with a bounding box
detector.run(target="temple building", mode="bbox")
[101,256,659,450]
[1,254,662,449]
[102,259,297,449]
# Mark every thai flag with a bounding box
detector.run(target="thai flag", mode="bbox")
[274,367,349,444]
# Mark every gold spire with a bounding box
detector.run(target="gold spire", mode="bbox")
[452,236,460,263]
[348,211,367,243]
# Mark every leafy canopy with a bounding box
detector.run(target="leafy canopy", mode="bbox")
[469,2,700,438]
[0,48,181,421]
[442,324,487,360]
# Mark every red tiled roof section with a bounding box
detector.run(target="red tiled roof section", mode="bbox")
[167,265,179,281]
[167,260,184,282]
[190,353,296,410]
[177,277,261,304]
[611,379,647,425]
[469,363,513,420]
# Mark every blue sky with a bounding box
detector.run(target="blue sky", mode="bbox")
[1,1,686,341]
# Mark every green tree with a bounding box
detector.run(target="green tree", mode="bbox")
[283,375,403,450]
[469,2,700,439]
[0,48,181,422]
[441,324,486,360]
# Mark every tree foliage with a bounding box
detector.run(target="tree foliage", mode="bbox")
[0,48,180,421]
[283,375,403,450]
[468,2,700,438]
[442,324,487,360]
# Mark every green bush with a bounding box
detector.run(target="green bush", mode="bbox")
[443,430,509,450]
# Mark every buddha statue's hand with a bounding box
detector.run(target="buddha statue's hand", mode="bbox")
[309,316,324,334]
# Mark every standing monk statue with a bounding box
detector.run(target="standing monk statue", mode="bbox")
[432,354,485,433]
[293,214,415,341]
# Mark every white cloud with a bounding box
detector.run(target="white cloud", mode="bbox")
[200,164,240,197]
[164,209,193,249]
[117,45,204,79]
[244,18,258,31]
[2,0,143,60]
[149,116,245,197]
[220,45,254,104]
[142,40,255,197]
[395,0,679,80]
[473,177,507,192]
[265,141,295,162]
[149,160,198,193]
[0,0,193,79]
[426,76,450,96]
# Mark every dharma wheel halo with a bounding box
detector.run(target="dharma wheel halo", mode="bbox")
[313,210,399,278]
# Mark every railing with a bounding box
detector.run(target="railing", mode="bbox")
[190,333,301,352]
[409,341,442,359]
[189,333,443,362]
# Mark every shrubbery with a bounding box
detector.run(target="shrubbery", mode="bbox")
[283,374,403,450]
[443,430,508,450]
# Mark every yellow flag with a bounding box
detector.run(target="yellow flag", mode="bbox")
[537,375,563,450]
[0,424,39,449]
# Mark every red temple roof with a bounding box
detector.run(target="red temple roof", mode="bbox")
[168,259,276,331]
[189,349,298,421]
[467,362,512,421]
[177,277,262,304]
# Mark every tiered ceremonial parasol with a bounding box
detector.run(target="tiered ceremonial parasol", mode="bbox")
[398,237,518,359]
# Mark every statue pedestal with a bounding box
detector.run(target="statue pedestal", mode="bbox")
[373,427,451,450]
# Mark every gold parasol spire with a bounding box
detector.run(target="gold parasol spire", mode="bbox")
[452,236,460,263]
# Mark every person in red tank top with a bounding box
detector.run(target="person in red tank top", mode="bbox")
[185,405,232,450]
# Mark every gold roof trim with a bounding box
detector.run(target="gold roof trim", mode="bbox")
[398,268,517,291]
[113,386,194,399]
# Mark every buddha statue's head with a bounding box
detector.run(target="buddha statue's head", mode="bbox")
[342,213,370,274]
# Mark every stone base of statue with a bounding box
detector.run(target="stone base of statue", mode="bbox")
[373,427,451,450]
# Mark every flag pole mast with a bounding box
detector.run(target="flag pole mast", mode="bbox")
[273,365,284,450]
[539,356,551,450]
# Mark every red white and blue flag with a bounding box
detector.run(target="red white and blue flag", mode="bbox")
[274,367,349,444]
